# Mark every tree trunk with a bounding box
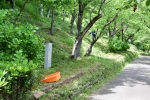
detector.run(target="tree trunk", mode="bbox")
[62,11,66,22]
[70,10,76,34]
[85,44,93,56]
[71,39,82,59]
[76,1,84,37]
[108,27,112,38]
[40,4,44,16]
[14,0,28,24]
[85,13,118,56]
[121,28,124,41]
[84,39,97,56]
[108,21,117,38]
[46,9,50,18]
[70,0,85,59]
[89,6,96,21]
[112,21,117,36]
[125,34,134,43]
[6,0,15,9]
[10,0,15,9]
[50,9,55,35]
[71,0,106,59]
[71,14,102,59]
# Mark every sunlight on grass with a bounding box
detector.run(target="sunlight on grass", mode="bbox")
[129,44,139,52]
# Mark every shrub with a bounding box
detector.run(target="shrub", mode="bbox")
[0,9,44,62]
[136,41,150,53]
[0,60,37,100]
[108,39,130,52]
[0,9,43,99]
[141,43,150,52]
[0,70,8,89]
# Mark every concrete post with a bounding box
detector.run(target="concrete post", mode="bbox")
[44,43,52,68]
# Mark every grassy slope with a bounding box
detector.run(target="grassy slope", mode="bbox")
[15,2,139,99]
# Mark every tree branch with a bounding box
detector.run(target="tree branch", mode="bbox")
[14,0,28,24]
[79,14,102,41]
[98,0,106,14]
[98,13,119,37]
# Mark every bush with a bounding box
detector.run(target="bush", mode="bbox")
[135,41,150,53]
[108,39,130,52]
[0,49,37,99]
[141,43,150,52]
[0,60,37,100]
[0,9,44,62]
[0,9,43,99]
[0,70,8,90]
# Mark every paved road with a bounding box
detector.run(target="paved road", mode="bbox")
[88,56,150,100]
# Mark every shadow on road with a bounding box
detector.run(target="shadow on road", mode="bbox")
[88,56,150,100]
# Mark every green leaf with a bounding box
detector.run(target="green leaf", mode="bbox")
[146,0,150,6]
[136,0,140,3]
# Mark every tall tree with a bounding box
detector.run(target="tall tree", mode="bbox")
[85,13,118,56]
[71,0,106,59]
[70,9,77,34]
[39,0,73,35]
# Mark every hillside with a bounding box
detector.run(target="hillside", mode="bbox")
[17,4,139,100]
[1,0,149,100]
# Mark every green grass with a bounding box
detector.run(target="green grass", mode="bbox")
[31,26,139,99]
[38,50,138,100]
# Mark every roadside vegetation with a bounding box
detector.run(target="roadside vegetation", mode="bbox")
[0,0,149,100]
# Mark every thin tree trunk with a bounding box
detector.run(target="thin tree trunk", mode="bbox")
[40,4,44,16]
[46,9,50,18]
[112,21,117,36]
[89,6,96,21]
[70,10,76,34]
[76,1,85,37]
[10,0,15,9]
[84,38,97,56]
[108,21,117,38]
[125,34,134,43]
[71,39,82,59]
[62,11,66,22]
[50,9,55,35]
[121,28,124,41]
[108,27,112,38]
[6,0,15,9]
[98,0,106,14]
[14,0,28,24]
[71,0,106,59]
[84,13,118,56]
[71,14,102,59]
[71,0,85,59]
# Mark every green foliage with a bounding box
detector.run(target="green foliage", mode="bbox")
[0,60,37,100]
[0,70,8,89]
[108,39,130,52]
[0,9,42,99]
[0,9,44,62]
[135,39,150,53]
[126,0,150,6]
[139,43,150,52]
[146,0,150,6]
[0,0,10,9]
[143,44,150,52]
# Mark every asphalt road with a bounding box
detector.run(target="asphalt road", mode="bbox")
[88,56,150,100]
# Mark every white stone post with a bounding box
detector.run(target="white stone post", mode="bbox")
[44,43,52,68]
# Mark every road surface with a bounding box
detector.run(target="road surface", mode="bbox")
[88,56,150,100]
